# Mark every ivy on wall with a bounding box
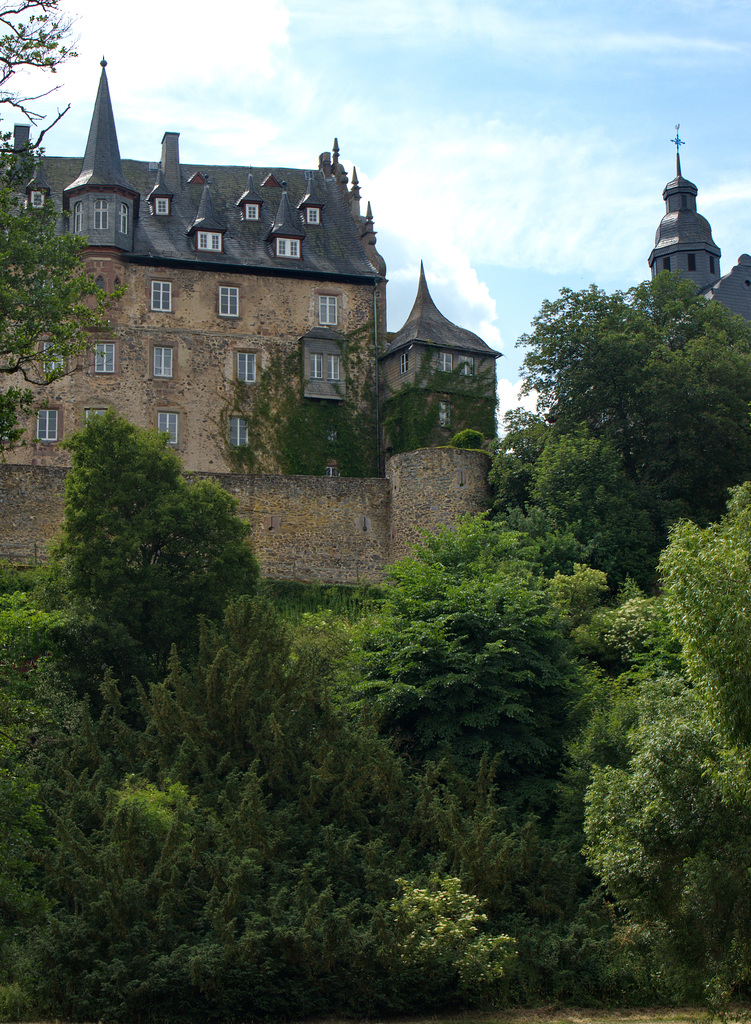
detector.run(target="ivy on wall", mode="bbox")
[219,323,379,478]
[382,352,496,455]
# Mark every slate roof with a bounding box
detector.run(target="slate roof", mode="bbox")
[652,153,720,254]
[382,263,500,358]
[64,62,136,195]
[38,64,382,282]
[39,152,380,280]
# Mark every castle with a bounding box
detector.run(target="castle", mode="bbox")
[0,62,499,581]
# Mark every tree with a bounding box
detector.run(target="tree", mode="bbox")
[0,1,73,123]
[53,412,260,669]
[0,2,114,447]
[354,516,573,782]
[661,480,751,745]
[518,274,751,530]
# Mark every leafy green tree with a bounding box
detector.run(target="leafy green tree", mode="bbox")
[661,480,751,745]
[584,677,751,1004]
[354,516,573,782]
[519,274,751,530]
[53,412,259,669]
[531,427,657,589]
[0,2,114,446]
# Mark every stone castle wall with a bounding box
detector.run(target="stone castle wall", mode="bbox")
[0,447,491,583]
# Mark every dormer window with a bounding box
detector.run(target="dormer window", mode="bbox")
[154,196,171,216]
[119,202,129,234]
[244,203,259,221]
[197,231,223,252]
[276,237,300,259]
[306,207,320,225]
[29,190,44,208]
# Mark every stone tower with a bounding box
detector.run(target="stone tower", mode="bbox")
[648,152,721,291]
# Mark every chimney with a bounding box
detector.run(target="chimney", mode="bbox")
[13,124,30,151]
[161,132,180,193]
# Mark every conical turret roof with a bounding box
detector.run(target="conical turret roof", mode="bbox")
[269,185,305,238]
[65,60,136,194]
[383,263,499,357]
[189,182,224,232]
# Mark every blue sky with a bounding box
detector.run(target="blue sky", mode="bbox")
[19,0,751,422]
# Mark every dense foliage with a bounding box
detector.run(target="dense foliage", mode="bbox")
[6,273,751,1018]
[492,274,751,588]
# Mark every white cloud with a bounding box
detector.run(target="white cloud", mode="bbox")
[496,378,538,431]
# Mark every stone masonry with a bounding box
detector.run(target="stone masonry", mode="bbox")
[0,448,491,584]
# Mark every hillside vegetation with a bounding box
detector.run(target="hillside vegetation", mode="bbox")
[4,278,751,1021]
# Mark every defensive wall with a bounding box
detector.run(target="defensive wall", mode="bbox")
[0,447,491,584]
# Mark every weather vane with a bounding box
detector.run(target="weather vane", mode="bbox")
[671,124,684,154]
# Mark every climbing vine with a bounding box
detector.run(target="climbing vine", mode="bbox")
[383,351,496,455]
[219,322,379,477]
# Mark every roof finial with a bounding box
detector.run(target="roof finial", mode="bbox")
[100,56,107,68]
[671,123,684,177]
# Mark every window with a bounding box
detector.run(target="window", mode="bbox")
[119,202,128,234]
[459,357,474,376]
[37,409,57,442]
[219,286,239,317]
[73,202,83,233]
[319,295,337,326]
[94,199,108,230]
[306,207,320,225]
[244,203,259,221]
[310,353,323,379]
[85,408,106,421]
[43,341,63,373]
[29,190,44,208]
[400,351,409,375]
[710,255,716,275]
[151,281,171,311]
[687,253,696,272]
[327,354,340,381]
[439,352,453,372]
[326,425,338,443]
[94,342,115,374]
[154,197,170,216]
[154,347,173,378]
[197,231,222,251]
[276,237,300,258]
[662,256,671,272]
[438,401,450,427]
[158,412,179,445]
[324,465,340,477]
[229,416,248,447]
[237,352,256,383]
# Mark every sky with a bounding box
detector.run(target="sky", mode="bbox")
[14,0,751,424]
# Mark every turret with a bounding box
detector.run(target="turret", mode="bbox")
[648,141,720,290]
[63,60,139,251]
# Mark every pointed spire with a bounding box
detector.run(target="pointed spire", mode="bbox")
[190,182,224,232]
[147,166,173,201]
[676,150,682,179]
[298,170,324,209]
[237,170,262,206]
[26,160,51,192]
[65,61,135,192]
[332,137,340,164]
[269,185,305,238]
[385,263,497,357]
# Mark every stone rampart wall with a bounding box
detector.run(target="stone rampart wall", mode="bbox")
[0,450,491,582]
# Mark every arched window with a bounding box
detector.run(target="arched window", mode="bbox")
[94,199,108,230]
[73,202,83,233]
[119,202,128,234]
